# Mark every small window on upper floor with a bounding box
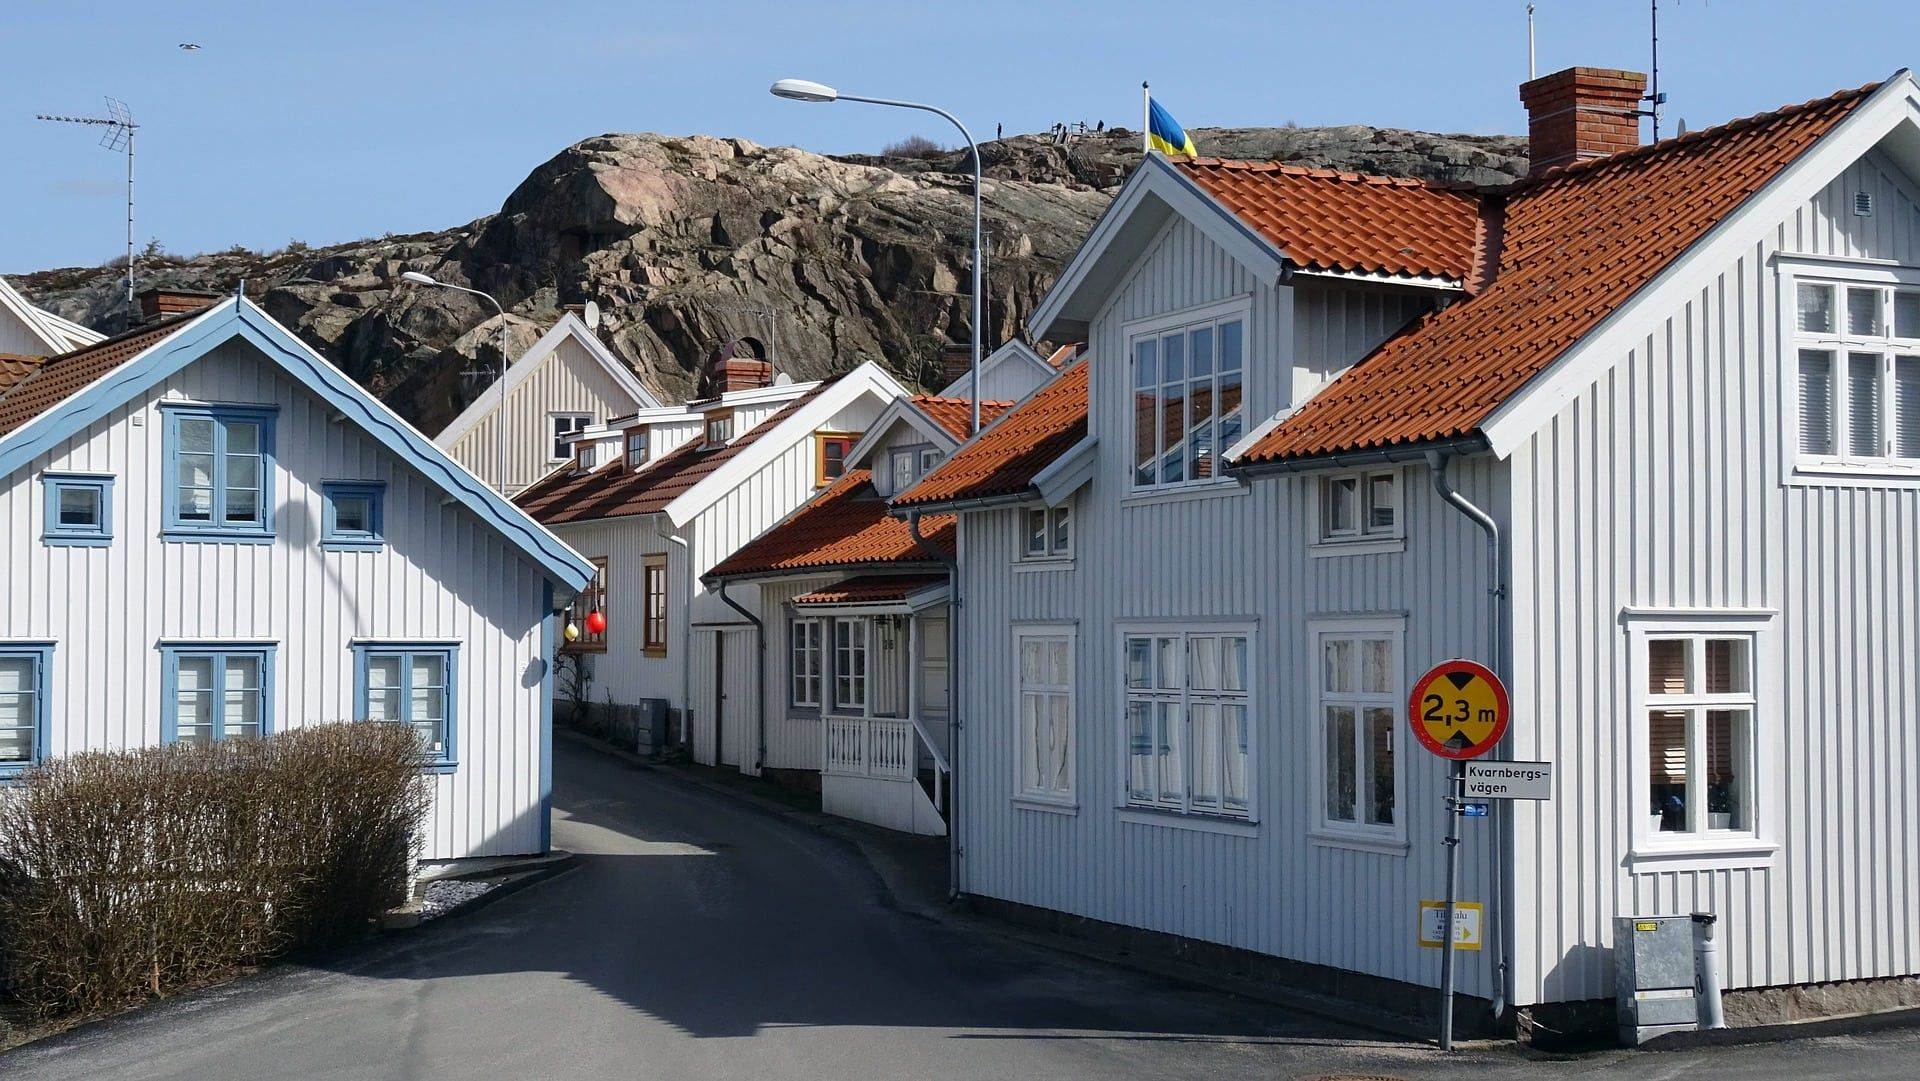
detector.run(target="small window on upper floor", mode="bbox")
[704,410,734,448]
[551,413,593,461]
[1022,503,1072,561]
[1792,276,1920,476]
[1314,469,1402,551]
[815,433,857,486]
[890,448,917,495]
[625,427,651,471]
[42,473,113,547]
[321,482,385,551]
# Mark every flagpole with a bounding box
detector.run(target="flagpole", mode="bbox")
[1142,81,1151,156]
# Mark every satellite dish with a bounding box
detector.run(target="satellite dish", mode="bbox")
[773,372,794,387]
[582,300,601,330]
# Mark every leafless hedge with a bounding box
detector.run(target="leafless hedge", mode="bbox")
[0,723,431,1020]
[882,134,947,159]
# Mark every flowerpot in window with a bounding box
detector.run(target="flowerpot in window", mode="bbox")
[1709,812,1733,830]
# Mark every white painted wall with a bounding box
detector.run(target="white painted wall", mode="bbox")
[445,334,646,494]
[0,338,555,860]
[1505,147,1920,1005]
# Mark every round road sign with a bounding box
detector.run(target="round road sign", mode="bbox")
[1409,659,1510,761]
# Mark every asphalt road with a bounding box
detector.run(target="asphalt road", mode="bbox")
[6,738,1919,1080]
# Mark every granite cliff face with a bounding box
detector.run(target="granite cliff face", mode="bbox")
[16,125,1525,433]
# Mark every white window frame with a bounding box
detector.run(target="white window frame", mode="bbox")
[1624,609,1780,869]
[1306,617,1408,853]
[1013,624,1077,811]
[889,447,919,496]
[1020,501,1073,562]
[1115,620,1257,827]
[1782,262,1920,485]
[625,428,650,470]
[832,618,869,714]
[1309,468,1406,556]
[789,616,823,710]
[550,413,593,462]
[918,447,943,475]
[1123,298,1250,496]
[704,410,734,447]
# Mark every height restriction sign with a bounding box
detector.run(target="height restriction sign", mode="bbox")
[1409,659,1510,760]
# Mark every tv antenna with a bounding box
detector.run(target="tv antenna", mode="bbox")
[37,98,140,307]
[1644,1,1669,140]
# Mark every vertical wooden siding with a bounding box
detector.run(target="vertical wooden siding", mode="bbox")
[445,335,643,494]
[1508,149,1920,1004]
[0,339,553,860]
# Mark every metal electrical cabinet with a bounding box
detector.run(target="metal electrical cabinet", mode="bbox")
[1614,915,1700,1044]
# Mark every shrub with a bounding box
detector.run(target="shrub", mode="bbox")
[882,134,947,160]
[0,723,430,1020]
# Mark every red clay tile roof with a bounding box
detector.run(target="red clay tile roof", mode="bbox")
[706,470,953,579]
[515,383,828,525]
[909,395,1014,441]
[1237,81,1877,464]
[1043,344,1079,369]
[793,574,948,606]
[0,354,46,397]
[894,359,1089,508]
[1176,160,1489,282]
[0,316,195,438]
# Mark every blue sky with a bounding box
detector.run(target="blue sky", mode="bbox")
[4,1,1915,273]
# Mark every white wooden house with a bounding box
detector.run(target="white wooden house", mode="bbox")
[515,361,907,765]
[897,67,1920,1030]
[0,294,595,862]
[434,310,661,495]
[699,390,1035,835]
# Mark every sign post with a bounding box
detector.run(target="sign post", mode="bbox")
[1409,658,1510,1052]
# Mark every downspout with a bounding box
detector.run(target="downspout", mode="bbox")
[715,578,768,773]
[1425,450,1509,1022]
[668,533,693,749]
[907,508,961,902]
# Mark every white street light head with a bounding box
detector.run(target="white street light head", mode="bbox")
[770,79,837,103]
[400,270,439,286]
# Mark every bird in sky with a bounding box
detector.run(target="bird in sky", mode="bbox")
[178,43,201,51]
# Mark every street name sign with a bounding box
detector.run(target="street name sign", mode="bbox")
[1408,659,1510,760]
[1463,760,1554,800]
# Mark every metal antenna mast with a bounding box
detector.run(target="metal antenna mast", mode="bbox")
[37,98,139,307]
[1645,1,1668,141]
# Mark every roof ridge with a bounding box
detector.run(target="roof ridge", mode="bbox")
[1180,157,1485,193]
[1514,79,1882,189]
[911,393,1015,407]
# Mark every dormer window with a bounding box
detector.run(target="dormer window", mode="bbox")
[625,427,650,470]
[574,440,595,473]
[705,410,734,447]
[1129,308,1245,491]
[551,413,593,462]
[815,433,857,486]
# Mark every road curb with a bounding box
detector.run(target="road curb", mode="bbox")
[1642,1004,1920,1051]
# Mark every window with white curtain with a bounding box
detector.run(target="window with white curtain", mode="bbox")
[1130,310,1246,490]
[1310,619,1404,846]
[1015,628,1074,805]
[1793,277,1920,471]
[1122,627,1252,819]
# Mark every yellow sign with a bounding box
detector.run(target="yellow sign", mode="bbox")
[1409,659,1510,761]
[1418,900,1483,950]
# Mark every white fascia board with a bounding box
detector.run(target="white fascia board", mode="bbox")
[1289,266,1464,293]
[714,379,821,409]
[38,308,105,349]
[433,313,657,446]
[1482,73,1920,458]
[846,397,961,469]
[0,277,74,355]
[1029,155,1286,342]
[661,362,906,527]
[1032,434,1098,506]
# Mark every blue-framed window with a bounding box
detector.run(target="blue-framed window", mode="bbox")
[161,645,275,745]
[42,473,114,547]
[321,481,386,551]
[353,644,458,770]
[0,644,52,777]
[162,405,277,542]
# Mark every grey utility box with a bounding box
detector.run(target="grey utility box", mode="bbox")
[1614,915,1699,1044]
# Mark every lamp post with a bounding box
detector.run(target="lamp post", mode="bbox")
[401,271,510,492]
[771,78,984,434]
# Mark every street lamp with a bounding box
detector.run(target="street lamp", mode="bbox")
[770,78,985,434]
[401,271,511,492]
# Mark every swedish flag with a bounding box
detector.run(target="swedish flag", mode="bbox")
[1147,96,1197,157]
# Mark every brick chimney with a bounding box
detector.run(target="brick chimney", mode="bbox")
[938,344,973,388]
[1519,67,1647,176]
[702,338,775,396]
[137,287,222,323]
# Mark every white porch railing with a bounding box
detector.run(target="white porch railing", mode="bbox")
[824,716,914,780]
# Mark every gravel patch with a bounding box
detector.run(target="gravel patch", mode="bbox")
[419,878,500,920]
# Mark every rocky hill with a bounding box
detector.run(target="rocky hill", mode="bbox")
[15,124,1525,434]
